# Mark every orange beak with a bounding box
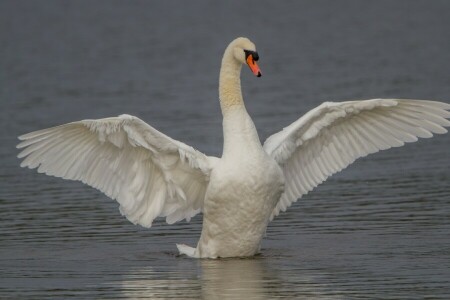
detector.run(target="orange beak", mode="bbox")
[246,55,262,77]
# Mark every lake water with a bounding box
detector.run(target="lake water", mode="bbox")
[1,1,450,299]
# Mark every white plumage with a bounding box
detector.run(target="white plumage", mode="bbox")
[264,99,450,220]
[18,114,215,227]
[17,37,450,258]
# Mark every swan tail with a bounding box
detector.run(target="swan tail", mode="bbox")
[176,244,198,258]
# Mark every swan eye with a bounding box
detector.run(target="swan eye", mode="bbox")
[244,50,259,61]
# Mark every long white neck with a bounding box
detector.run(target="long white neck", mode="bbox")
[219,47,245,114]
[218,45,261,157]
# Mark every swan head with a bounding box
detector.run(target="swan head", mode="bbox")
[230,37,262,77]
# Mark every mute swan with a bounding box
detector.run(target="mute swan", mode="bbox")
[18,37,450,258]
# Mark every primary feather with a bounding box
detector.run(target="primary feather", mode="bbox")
[18,114,216,227]
[264,99,450,220]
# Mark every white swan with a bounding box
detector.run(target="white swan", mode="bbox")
[17,37,450,258]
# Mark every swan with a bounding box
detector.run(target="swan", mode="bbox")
[17,37,450,258]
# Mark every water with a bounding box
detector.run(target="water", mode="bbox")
[1,0,450,298]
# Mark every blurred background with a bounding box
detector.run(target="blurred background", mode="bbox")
[1,1,449,298]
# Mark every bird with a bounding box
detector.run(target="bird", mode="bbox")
[17,37,450,258]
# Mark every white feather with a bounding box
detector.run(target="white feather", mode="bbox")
[264,99,450,220]
[18,115,215,228]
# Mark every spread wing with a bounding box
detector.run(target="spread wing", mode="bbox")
[263,99,450,220]
[17,114,218,227]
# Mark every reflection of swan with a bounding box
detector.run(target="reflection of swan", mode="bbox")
[118,267,202,299]
[18,37,450,258]
[118,257,333,299]
[118,258,274,299]
[200,258,271,300]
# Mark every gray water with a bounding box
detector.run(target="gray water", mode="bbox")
[1,1,450,299]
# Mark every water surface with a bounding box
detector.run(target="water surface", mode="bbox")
[1,1,450,299]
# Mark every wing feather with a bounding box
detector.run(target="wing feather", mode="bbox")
[18,115,216,227]
[264,99,450,220]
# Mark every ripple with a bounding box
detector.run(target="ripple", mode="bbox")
[2,1,450,298]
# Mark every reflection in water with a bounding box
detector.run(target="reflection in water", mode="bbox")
[118,256,332,299]
[200,258,271,299]
[119,258,275,299]
[119,268,201,299]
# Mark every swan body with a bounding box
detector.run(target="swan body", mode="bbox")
[17,37,450,258]
[195,107,284,258]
